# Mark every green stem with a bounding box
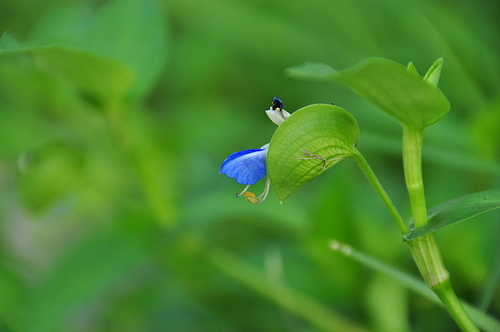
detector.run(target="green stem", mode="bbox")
[434,280,482,332]
[402,127,428,228]
[351,149,408,234]
[402,126,479,332]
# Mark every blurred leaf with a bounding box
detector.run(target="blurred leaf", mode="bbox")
[285,61,337,81]
[330,241,500,332]
[17,141,84,213]
[268,104,359,203]
[26,2,95,46]
[0,43,133,107]
[423,58,443,87]
[31,45,133,107]
[208,249,370,332]
[470,99,500,161]
[122,109,177,227]
[366,275,410,332]
[331,58,450,129]
[0,32,22,51]
[3,0,168,103]
[23,229,146,332]
[0,265,25,332]
[404,189,500,241]
[77,0,169,99]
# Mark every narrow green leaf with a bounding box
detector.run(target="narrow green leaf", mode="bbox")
[285,61,337,81]
[424,58,444,87]
[331,58,450,129]
[404,189,500,241]
[268,104,359,202]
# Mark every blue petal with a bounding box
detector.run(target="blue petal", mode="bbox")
[219,145,268,185]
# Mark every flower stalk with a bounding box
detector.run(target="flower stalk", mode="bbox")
[351,149,408,234]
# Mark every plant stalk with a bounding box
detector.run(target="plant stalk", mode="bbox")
[402,126,479,332]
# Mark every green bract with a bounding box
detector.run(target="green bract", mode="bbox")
[267,104,359,202]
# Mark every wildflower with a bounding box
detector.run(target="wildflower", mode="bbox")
[219,97,290,204]
[219,144,271,204]
[266,97,291,126]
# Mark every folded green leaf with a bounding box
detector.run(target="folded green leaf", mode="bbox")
[331,58,450,129]
[404,189,500,241]
[268,104,359,202]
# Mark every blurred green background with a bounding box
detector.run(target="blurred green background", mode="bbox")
[0,0,499,331]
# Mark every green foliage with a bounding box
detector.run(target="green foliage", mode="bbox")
[268,104,359,202]
[17,141,84,212]
[33,44,133,107]
[0,0,499,331]
[24,230,146,332]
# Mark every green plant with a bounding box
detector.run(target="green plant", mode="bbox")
[261,57,500,331]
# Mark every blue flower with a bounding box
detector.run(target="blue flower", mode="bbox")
[219,97,291,204]
[219,144,271,204]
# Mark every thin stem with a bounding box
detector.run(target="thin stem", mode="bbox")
[402,126,479,331]
[351,149,408,234]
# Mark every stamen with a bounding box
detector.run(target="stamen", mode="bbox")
[255,177,271,201]
[244,192,259,204]
[235,184,251,198]
[237,177,272,204]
